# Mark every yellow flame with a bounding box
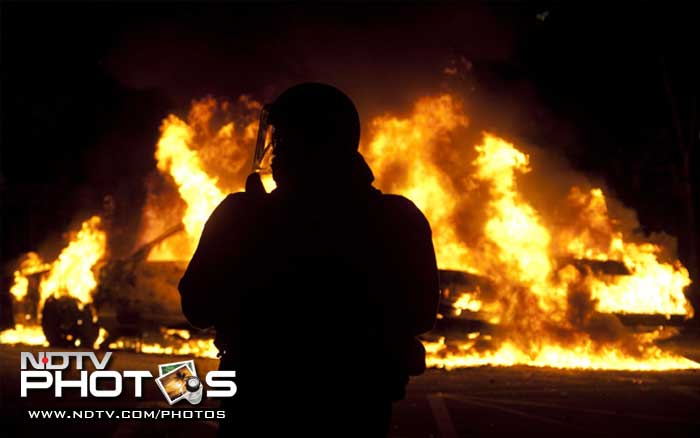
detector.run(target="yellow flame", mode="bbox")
[0,217,106,348]
[10,273,29,301]
[423,339,700,371]
[363,95,472,271]
[101,93,696,370]
[139,338,218,359]
[146,97,272,261]
[39,216,107,307]
[364,95,696,370]
[562,188,693,317]
[473,135,559,307]
[453,291,482,314]
[0,325,48,346]
[107,328,218,359]
[93,327,109,350]
[10,252,50,301]
[154,114,226,258]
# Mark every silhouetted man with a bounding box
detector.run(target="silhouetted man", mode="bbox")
[179,83,439,436]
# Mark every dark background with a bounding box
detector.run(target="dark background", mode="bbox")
[1,2,698,310]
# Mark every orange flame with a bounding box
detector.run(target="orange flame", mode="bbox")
[9,252,50,301]
[364,95,473,271]
[0,216,107,347]
[145,97,274,261]
[107,328,218,359]
[562,188,693,317]
[11,93,684,369]
[363,96,696,370]
[423,337,700,371]
[39,216,107,307]
[0,325,48,346]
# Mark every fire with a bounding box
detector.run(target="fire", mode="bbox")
[10,252,50,301]
[561,188,692,317]
[453,291,482,314]
[3,93,695,370]
[364,95,473,271]
[139,338,218,359]
[145,96,273,261]
[153,112,226,256]
[0,325,48,346]
[108,328,218,359]
[363,95,697,370]
[591,248,692,317]
[473,134,557,308]
[0,216,107,347]
[39,216,107,307]
[423,338,700,371]
[139,93,696,369]
[94,327,109,350]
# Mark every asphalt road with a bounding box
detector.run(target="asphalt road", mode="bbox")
[1,344,699,437]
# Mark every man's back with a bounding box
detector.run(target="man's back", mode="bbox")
[179,186,438,433]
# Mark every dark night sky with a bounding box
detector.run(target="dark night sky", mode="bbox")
[1,2,698,283]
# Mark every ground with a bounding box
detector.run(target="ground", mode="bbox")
[1,344,699,437]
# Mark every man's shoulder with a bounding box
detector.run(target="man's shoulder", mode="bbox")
[206,192,265,228]
[378,193,430,230]
[218,191,268,210]
[379,193,423,215]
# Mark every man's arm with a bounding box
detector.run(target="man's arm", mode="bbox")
[178,193,248,329]
[383,195,440,335]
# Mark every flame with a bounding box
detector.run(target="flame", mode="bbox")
[0,324,48,346]
[93,327,109,350]
[423,337,700,371]
[139,338,218,359]
[453,290,482,314]
[145,97,275,261]
[0,217,106,347]
[473,134,558,310]
[150,113,226,259]
[591,248,691,317]
[138,94,695,369]
[6,93,692,371]
[39,216,107,307]
[364,95,472,271]
[107,328,218,359]
[363,95,697,370]
[561,188,693,317]
[9,252,50,301]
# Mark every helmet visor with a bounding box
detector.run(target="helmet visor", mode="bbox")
[252,104,275,173]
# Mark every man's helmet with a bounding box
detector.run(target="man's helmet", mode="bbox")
[253,83,361,174]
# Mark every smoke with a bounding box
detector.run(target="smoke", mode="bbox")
[103,4,513,118]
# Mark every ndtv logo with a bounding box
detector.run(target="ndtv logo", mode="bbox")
[21,352,236,401]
